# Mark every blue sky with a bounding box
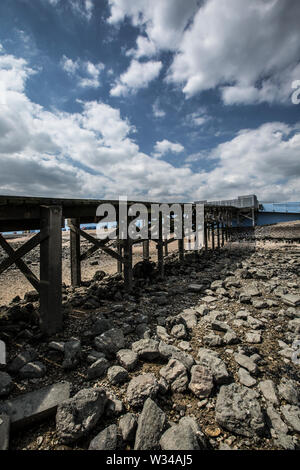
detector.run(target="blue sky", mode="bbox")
[0,0,300,202]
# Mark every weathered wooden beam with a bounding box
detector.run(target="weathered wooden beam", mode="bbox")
[72,226,122,263]
[217,221,220,249]
[143,240,150,261]
[123,238,133,291]
[204,221,208,251]
[211,223,215,250]
[40,206,63,335]
[0,234,40,292]
[157,212,164,277]
[221,221,225,247]
[69,218,81,287]
[0,231,46,275]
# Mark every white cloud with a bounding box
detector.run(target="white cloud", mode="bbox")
[153,139,184,158]
[1,50,300,202]
[184,111,209,127]
[61,55,104,88]
[108,0,198,51]
[167,0,300,103]
[110,59,162,96]
[46,0,94,20]
[126,36,157,59]
[152,99,166,118]
[108,0,300,105]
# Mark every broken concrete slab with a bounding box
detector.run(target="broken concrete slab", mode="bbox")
[0,382,70,429]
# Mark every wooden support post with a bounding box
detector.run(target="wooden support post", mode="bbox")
[178,209,184,262]
[211,223,215,250]
[217,221,220,249]
[117,237,123,273]
[143,240,150,261]
[157,212,164,277]
[69,218,81,287]
[204,221,208,251]
[221,220,225,247]
[123,215,133,291]
[164,238,168,257]
[40,205,63,335]
[225,213,228,242]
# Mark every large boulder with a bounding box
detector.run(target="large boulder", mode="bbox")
[188,365,213,398]
[132,339,161,361]
[89,424,121,450]
[56,388,107,443]
[197,348,230,385]
[94,328,125,358]
[159,359,188,393]
[134,398,167,450]
[160,417,207,450]
[126,373,159,408]
[215,383,266,437]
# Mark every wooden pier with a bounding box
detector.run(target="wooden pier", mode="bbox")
[0,195,248,335]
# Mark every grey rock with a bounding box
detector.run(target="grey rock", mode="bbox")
[203,333,223,347]
[211,320,229,332]
[105,394,124,417]
[94,328,125,358]
[188,365,213,398]
[89,424,121,450]
[281,405,300,432]
[266,405,288,434]
[223,330,240,345]
[259,380,279,405]
[119,413,138,442]
[86,350,106,364]
[19,361,46,379]
[274,433,296,450]
[0,382,70,428]
[238,368,256,387]
[197,348,230,385]
[252,300,268,309]
[132,339,160,361]
[134,398,167,450]
[116,349,138,371]
[281,294,300,307]
[92,315,111,336]
[211,280,224,290]
[278,379,299,405]
[245,332,262,344]
[87,358,109,380]
[0,372,13,397]
[159,359,188,393]
[160,416,207,450]
[177,312,197,329]
[215,383,266,437]
[159,341,195,370]
[56,388,107,443]
[8,347,37,373]
[107,366,128,385]
[62,340,81,370]
[234,353,258,375]
[156,326,172,343]
[171,324,187,339]
[126,373,159,408]
[188,284,203,293]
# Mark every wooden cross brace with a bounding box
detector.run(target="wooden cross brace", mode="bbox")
[0,230,49,292]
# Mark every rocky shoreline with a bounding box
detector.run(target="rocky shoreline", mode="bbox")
[0,243,300,450]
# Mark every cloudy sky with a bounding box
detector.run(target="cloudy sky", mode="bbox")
[0,0,300,202]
